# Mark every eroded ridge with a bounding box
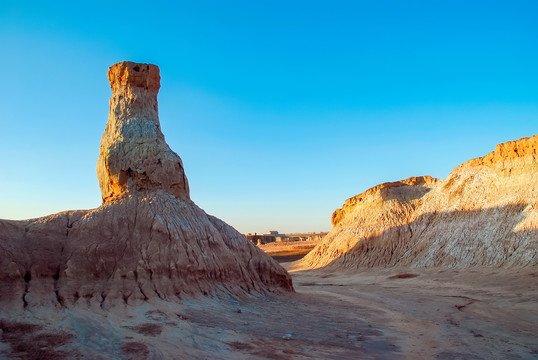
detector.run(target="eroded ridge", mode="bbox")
[298,135,538,270]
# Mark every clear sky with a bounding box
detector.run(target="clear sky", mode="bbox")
[1,1,537,234]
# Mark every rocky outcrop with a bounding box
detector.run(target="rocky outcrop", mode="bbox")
[461,135,538,173]
[96,62,189,203]
[331,176,438,226]
[298,135,538,270]
[0,61,292,311]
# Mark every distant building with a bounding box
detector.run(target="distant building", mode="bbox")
[246,233,276,245]
[246,230,327,245]
[269,230,286,237]
[246,230,288,244]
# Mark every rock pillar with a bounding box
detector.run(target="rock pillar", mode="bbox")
[96,61,190,203]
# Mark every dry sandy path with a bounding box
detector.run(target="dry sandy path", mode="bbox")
[287,265,538,360]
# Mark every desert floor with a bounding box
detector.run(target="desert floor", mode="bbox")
[1,255,537,359]
[284,265,538,360]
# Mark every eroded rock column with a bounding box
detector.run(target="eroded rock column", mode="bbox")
[96,61,189,202]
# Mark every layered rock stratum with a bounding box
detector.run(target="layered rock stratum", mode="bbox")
[0,61,292,311]
[299,135,538,270]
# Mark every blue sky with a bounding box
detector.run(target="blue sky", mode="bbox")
[1,1,537,233]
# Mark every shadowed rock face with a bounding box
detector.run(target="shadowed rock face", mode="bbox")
[0,61,293,311]
[299,135,538,270]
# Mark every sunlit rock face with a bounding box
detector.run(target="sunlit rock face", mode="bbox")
[0,61,293,311]
[299,135,538,270]
[97,62,189,203]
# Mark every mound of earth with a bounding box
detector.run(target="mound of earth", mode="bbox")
[0,61,292,313]
[297,135,538,270]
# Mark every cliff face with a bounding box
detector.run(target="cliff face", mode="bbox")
[299,135,538,270]
[0,62,292,311]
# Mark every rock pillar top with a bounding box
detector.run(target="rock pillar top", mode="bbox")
[108,61,161,94]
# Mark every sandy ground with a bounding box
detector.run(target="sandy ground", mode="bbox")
[1,262,537,359]
[258,241,319,263]
[287,265,538,360]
